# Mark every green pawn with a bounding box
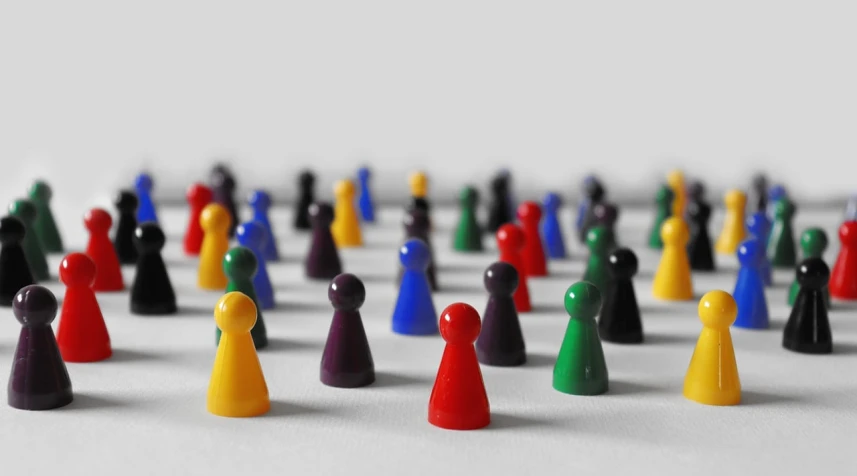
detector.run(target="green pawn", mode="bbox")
[27,180,64,254]
[768,199,797,268]
[553,281,608,396]
[218,246,268,349]
[453,186,483,252]
[9,199,50,281]
[648,185,674,249]
[582,226,613,294]
[788,228,831,307]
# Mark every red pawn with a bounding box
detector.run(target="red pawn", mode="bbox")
[429,303,490,430]
[517,201,548,277]
[56,253,112,362]
[84,208,125,292]
[830,221,857,300]
[184,183,213,256]
[497,224,532,312]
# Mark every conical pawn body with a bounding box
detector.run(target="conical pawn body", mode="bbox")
[331,180,363,247]
[553,282,608,396]
[683,291,741,406]
[198,204,231,290]
[652,218,694,301]
[715,190,747,255]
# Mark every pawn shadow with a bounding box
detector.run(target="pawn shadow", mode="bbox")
[740,389,801,406]
[643,332,697,346]
[108,348,167,363]
[834,342,857,355]
[278,300,330,313]
[176,305,214,318]
[264,337,324,353]
[487,412,556,430]
[524,352,555,368]
[606,379,665,396]
[61,393,134,411]
[373,370,432,388]
[266,400,335,418]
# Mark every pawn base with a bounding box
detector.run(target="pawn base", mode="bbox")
[131,302,178,316]
[476,349,526,367]
[9,389,73,411]
[783,339,833,355]
[321,369,375,388]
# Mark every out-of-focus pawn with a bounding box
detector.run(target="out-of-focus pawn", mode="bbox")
[57,253,112,362]
[845,194,857,221]
[593,202,619,251]
[578,178,606,243]
[134,173,158,224]
[789,228,829,307]
[648,185,674,249]
[113,190,139,265]
[496,224,531,312]
[715,190,747,255]
[357,167,376,223]
[517,201,547,277]
[748,173,768,213]
[408,170,430,214]
[131,224,177,316]
[553,281,608,396]
[321,273,375,387]
[9,199,50,281]
[27,180,64,253]
[294,170,316,231]
[686,193,716,271]
[475,262,526,366]
[667,169,686,219]
[575,175,600,236]
[453,186,483,252]
[207,292,270,417]
[219,247,267,349]
[768,198,797,269]
[582,226,613,296]
[210,167,238,237]
[732,238,769,330]
[183,183,213,256]
[249,190,280,262]
[485,172,513,233]
[829,221,857,300]
[766,184,787,224]
[429,302,490,430]
[391,239,438,336]
[198,204,231,291]
[331,180,363,248]
[401,207,437,291]
[84,208,124,292]
[305,203,343,280]
[236,221,275,310]
[8,285,73,410]
[784,258,832,354]
[683,290,741,406]
[746,212,773,286]
[652,217,693,301]
[0,216,35,306]
[541,192,567,259]
[598,248,642,344]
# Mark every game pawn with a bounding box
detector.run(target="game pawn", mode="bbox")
[541,192,567,259]
[408,171,432,221]
[496,224,532,312]
[746,212,773,286]
[249,190,280,262]
[207,292,270,417]
[428,302,491,430]
[845,194,857,221]
[732,238,769,330]
[210,166,239,237]
[829,221,857,300]
[8,285,73,410]
[789,228,830,307]
[593,201,619,250]
[294,170,316,230]
[131,223,178,315]
[357,166,376,223]
[766,184,787,224]
[475,262,526,366]
[57,253,112,362]
[518,201,547,277]
[198,203,231,291]
[748,173,769,213]
[27,180,64,253]
[715,190,747,255]
[683,290,741,406]
[578,177,606,243]
[134,173,159,224]
[768,198,797,269]
[783,258,833,354]
[305,202,343,280]
[219,247,268,349]
[648,185,674,249]
[485,172,513,233]
[112,190,139,265]
[183,183,213,256]
[686,188,716,271]
[84,208,125,292]
[553,281,609,396]
[582,226,613,296]
[667,169,686,219]
[9,199,50,281]
[321,273,375,388]
[598,248,643,344]
[0,216,36,307]
[453,185,483,252]
[331,179,363,248]
[236,221,275,310]
[652,217,694,301]
[400,207,437,291]
[391,238,438,336]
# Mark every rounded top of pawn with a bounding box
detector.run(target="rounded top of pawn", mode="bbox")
[839,221,857,246]
[135,173,153,192]
[586,226,611,253]
[59,252,96,287]
[223,246,258,280]
[459,186,478,207]
[724,189,747,207]
[309,202,335,226]
[28,180,52,202]
[768,184,786,200]
[484,261,519,296]
[409,171,428,197]
[666,169,684,188]
[607,247,638,279]
[299,170,316,186]
[186,183,213,205]
[357,167,371,180]
[9,199,37,224]
[0,216,26,245]
[564,281,602,321]
[199,203,231,233]
[737,237,764,267]
[593,202,618,226]
[490,174,508,192]
[248,190,271,210]
[439,302,481,345]
[236,220,268,249]
[660,217,689,246]
[328,273,366,311]
[751,172,768,190]
[84,208,112,233]
[796,257,830,289]
[773,199,796,219]
[496,223,525,250]
[399,238,431,270]
[114,190,139,213]
[214,291,258,334]
[745,211,769,237]
[655,184,674,204]
[516,201,541,223]
[134,223,166,253]
[800,227,828,256]
[543,192,561,211]
[13,285,58,326]
[697,290,737,329]
[687,181,705,202]
[334,179,355,199]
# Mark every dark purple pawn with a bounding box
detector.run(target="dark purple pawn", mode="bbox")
[294,170,315,230]
[578,181,606,243]
[593,202,619,249]
[399,207,437,291]
[210,166,239,237]
[475,262,526,366]
[321,273,375,388]
[113,190,139,265]
[8,285,73,410]
[305,203,343,280]
[598,248,643,344]
[0,216,35,307]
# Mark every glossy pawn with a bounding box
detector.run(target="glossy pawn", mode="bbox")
[331,179,363,248]
[496,224,531,312]
[84,208,124,292]
[249,190,280,262]
[198,204,231,290]
[112,190,139,265]
[783,258,833,354]
[9,199,50,281]
[321,273,375,387]
[582,226,613,295]
[598,248,643,344]
[357,166,376,223]
[715,190,747,255]
[553,281,609,396]
[236,221,275,310]
[391,239,438,336]
[27,180,64,253]
[134,173,159,224]
[518,201,547,276]
[789,228,829,306]
[683,290,741,406]
[485,173,513,233]
[746,212,773,286]
[0,216,35,306]
[686,189,716,271]
[732,238,769,329]
[305,202,343,280]
[652,217,693,301]
[183,183,213,256]
[57,253,112,362]
[475,262,526,366]
[219,247,268,349]
[829,221,857,300]
[541,192,567,259]
[293,170,316,230]
[453,186,483,252]
[131,223,177,315]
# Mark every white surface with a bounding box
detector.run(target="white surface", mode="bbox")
[0,204,855,476]
[2,2,857,207]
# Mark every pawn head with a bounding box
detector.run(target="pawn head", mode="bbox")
[409,171,428,198]
[796,257,830,290]
[114,190,139,213]
[186,183,213,206]
[607,247,638,279]
[134,173,154,192]
[134,223,166,253]
[586,225,611,253]
[299,170,316,187]
[751,173,768,191]
[459,186,478,207]
[28,180,52,202]
[248,190,272,210]
[357,167,371,180]
[490,175,508,192]
[309,202,335,226]
[666,169,685,189]
[223,246,258,280]
[13,285,58,326]
[773,199,795,219]
[800,227,828,257]
[839,221,857,247]
[768,184,786,201]
[564,281,602,320]
[328,273,366,311]
[655,185,674,204]
[660,217,689,246]
[399,238,431,271]
[516,201,541,223]
[724,189,747,208]
[334,179,355,199]
[199,203,231,234]
[745,212,769,239]
[214,291,258,334]
[543,192,561,212]
[84,208,112,233]
[496,223,525,251]
[593,202,619,226]
[439,302,482,345]
[9,199,37,224]
[737,237,764,267]
[687,181,706,202]
[484,261,519,296]
[59,252,96,287]
[697,290,737,329]
[236,220,268,249]
[0,216,26,245]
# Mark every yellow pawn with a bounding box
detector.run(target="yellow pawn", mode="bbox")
[409,171,428,198]
[652,217,694,300]
[207,292,270,417]
[683,290,741,406]
[331,179,362,247]
[198,203,231,290]
[666,169,686,218]
[715,189,747,255]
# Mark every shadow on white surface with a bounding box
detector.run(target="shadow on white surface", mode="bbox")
[265,400,336,418]
[373,370,432,388]
[264,337,324,353]
[60,393,134,411]
[833,342,857,355]
[108,348,169,363]
[523,352,556,368]
[643,332,698,346]
[740,390,802,406]
[606,379,666,396]
[487,412,558,431]
[175,305,215,318]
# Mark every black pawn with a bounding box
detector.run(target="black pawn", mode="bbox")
[113,190,139,265]
[598,248,643,344]
[687,194,716,271]
[130,223,177,315]
[593,202,619,249]
[320,273,375,388]
[305,202,343,280]
[294,170,316,230]
[783,258,832,354]
[578,180,606,243]
[399,207,437,291]
[485,174,512,233]
[211,166,239,237]
[475,262,526,366]
[8,285,73,410]
[0,216,35,307]
[749,173,768,213]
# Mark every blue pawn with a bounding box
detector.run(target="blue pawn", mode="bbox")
[236,221,275,310]
[248,190,280,262]
[575,175,597,233]
[746,212,772,286]
[733,237,769,329]
[357,167,375,223]
[391,238,438,336]
[766,185,787,220]
[541,192,566,259]
[134,173,158,224]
